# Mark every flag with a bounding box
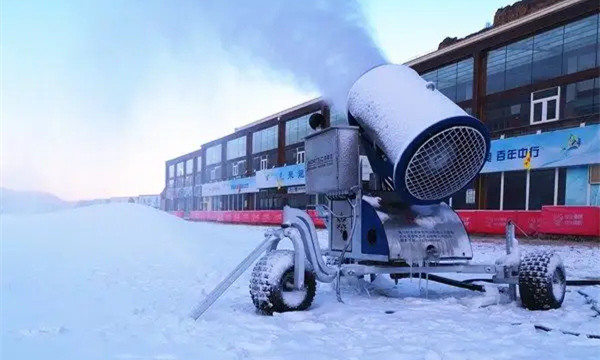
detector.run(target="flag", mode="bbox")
[523,149,531,169]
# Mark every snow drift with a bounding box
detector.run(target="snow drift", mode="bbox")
[0,188,72,214]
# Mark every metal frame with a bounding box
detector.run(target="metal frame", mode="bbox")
[190,206,521,319]
[280,204,520,291]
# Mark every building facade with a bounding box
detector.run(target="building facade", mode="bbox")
[164,0,599,215]
[407,0,599,210]
[164,99,340,214]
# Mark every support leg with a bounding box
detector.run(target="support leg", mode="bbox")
[505,221,517,302]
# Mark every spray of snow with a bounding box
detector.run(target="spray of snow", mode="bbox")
[202,0,386,108]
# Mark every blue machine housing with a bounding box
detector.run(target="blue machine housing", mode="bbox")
[360,199,389,256]
[349,113,491,205]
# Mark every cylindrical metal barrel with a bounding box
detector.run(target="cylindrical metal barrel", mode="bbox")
[347,64,490,204]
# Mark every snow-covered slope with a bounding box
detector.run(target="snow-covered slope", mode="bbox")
[1,204,598,359]
[0,188,71,214]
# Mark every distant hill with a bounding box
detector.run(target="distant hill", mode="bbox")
[0,188,72,214]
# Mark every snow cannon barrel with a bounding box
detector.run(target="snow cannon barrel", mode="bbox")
[347,64,490,205]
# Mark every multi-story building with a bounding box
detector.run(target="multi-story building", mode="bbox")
[164,98,339,214]
[164,0,599,215]
[407,0,599,210]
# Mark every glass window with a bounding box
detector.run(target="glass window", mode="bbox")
[597,13,600,70]
[209,166,221,181]
[532,27,564,82]
[564,78,599,118]
[330,113,346,126]
[226,136,246,160]
[596,77,600,108]
[530,86,560,124]
[528,169,555,210]
[185,159,194,175]
[486,14,599,94]
[185,174,193,187]
[451,178,478,210]
[503,170,527,210]
[420,58,473,102]
[285,146,305,165]
[563,14,598,75]
[206,144,222,165]
[436,63,458,101]
[176,162,184,177]
[329,103,347,126]
[486,47,507,94]
[252,126,278,153]
[229,160,246,177]
[285,113,318,145]
[456,58,474,102]
[505,37,533,90]
[557,168,567,206]
[168,165,175,178]
[482,173,501,209]
[485,93,531,132]
[196,156,202,172]
[297,150,305,164]
[421,70,437,83]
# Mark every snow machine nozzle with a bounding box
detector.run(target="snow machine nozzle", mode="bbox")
[347,64,490,205]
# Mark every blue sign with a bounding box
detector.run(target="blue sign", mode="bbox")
[481,125,600,173]
[256,164,306,188]
[202,177,257,196]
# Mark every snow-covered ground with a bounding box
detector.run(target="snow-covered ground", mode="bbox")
[1,204,599,359]
[0,188,72,214]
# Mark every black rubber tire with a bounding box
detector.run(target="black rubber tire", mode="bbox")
[249,250,317,315]
[519,251,566,310]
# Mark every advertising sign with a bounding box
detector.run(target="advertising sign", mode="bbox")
[256,164,306,189]
[201,177,257,196]
[481,124,600,173]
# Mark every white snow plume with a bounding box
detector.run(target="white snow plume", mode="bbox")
[203,0,387,108]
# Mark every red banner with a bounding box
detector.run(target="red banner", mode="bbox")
[181,207,600,236]
[540,206,600,236]
[170,211,184,218]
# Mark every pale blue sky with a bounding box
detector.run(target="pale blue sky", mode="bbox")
[1,0,512,200]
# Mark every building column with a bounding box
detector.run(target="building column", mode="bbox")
[473,50,487,120]
[499,172,505,211]
[553,168,559,205]
[245,132,253,176]
[277,116,285,166]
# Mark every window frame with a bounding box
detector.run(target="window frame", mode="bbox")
[530,86,561,125]
[260,157,268,170]
[297,150,305,164]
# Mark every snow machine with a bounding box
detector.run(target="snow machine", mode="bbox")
[191,64,567,318]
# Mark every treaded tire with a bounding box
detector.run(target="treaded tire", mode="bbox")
[519,251,566,310]
[249,250,316,315]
